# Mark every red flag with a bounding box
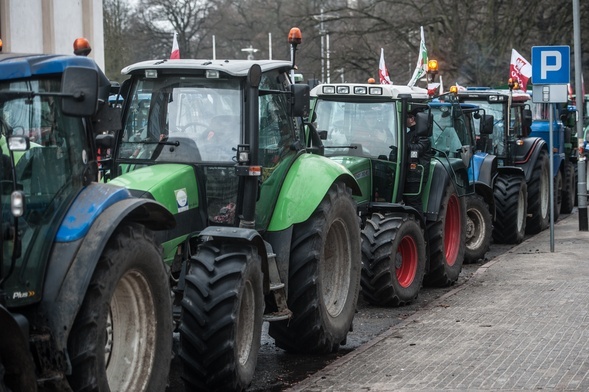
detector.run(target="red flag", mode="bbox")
[170,32,180,59]
[509,49,531,91]
[379,48,392,84]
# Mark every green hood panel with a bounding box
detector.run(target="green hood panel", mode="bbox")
[329,156,372,203]
[268,154,358,232]
[109,164,198,214]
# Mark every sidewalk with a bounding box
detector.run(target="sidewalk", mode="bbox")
[288,210,589,391]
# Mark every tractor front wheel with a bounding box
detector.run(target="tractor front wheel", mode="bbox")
[423,182,466,287]
[526,149,550,234]
[361,213,426,306]
[464,194,492,263]
[492,174,527,244]
[67,223,172,392]
[180,242,264,391]
[269,182,361,353]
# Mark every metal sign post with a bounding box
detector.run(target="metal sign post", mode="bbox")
[531,45,571,252]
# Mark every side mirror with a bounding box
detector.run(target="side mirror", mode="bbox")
[415,111,433,137]
[61,66,99,117]
[291,84,310,118]
[480,115,494,135]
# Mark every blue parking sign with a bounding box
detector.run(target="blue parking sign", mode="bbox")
[531,46,570,84]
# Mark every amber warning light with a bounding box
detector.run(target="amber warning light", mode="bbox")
[73,37,92,56]
[288,28,302,46]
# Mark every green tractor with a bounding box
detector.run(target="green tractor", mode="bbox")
[308,82,469,307]
[101,29,362,391]
[0,51,175,390]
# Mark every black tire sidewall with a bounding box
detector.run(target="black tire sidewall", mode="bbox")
[464,194,492,263]
[67,224,172,392]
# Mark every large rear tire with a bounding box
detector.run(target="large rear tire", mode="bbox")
[561,160,576,214]
[269,182,361,353]
[179,242,264,391]
[67,223,172,392]
[423,182,466,287]
[492,174,527,244]
[361,213,426,306]
[526,149,550,234]
[464,194,492,263]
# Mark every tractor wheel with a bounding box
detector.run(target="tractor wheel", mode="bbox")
[67,223,172,392]
[526,149,550,234]
[179,242,264,391]
[423,182,466,287]
[464,194,492,264]
[561,160,576,214]
[0,359,10,392]
[361,213,426,306]
[492,174,527,244]
[269,182,361,353]
[553,170,563,222]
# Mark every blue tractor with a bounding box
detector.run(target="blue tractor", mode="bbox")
[0,49,175,390]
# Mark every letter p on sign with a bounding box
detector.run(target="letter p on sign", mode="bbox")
[532,46,570,85]
[540,51,561,79]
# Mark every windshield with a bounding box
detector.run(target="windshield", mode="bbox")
[117,77,241,164]
[464,100,506,155]
[314,100,397,158]
[1,77,89,306]
[430,103,470,154]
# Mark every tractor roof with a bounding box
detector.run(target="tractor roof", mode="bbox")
[122,59,293,77]
[310,83,429,99]
[0,53,106,80]
[457,87,530,103]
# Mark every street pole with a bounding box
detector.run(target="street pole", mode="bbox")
[212,35,216,60]
[573,0,588,231]
[320,8,325,83]
[326,33,331,83]
[549,108,555,251]
[268,33,272,60]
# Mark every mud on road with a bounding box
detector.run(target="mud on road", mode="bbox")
[166,240,517,392]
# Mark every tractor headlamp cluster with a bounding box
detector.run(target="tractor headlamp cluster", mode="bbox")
[321,85,382,96]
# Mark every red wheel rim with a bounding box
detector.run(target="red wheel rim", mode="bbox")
[444,194,461,266]
[396,234,418,288]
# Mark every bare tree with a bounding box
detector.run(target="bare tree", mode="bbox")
[103,0,134,81]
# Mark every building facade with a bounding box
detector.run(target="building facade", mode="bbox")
[0,0,104,70]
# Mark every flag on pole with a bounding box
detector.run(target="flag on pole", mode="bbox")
[170,32,180,59]
[509,49,531,91]
[379,48,392,84]
[408,26,428,87]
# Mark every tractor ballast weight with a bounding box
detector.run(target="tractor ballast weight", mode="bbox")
[104,28,362,391]
[0,52,175,391]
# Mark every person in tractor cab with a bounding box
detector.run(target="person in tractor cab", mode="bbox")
[403,111,432,213]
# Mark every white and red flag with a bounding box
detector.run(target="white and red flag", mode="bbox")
[170,32,180,59]
[509,49,531,91]
[379,48,392,84]
[408,26,428,87]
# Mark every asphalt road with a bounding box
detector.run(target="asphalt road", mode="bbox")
[165,239,518,392]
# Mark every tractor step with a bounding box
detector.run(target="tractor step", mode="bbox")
[270,282,285,291]
[264,309,292,322]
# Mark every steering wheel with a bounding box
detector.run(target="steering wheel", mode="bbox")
[177,121,208,134]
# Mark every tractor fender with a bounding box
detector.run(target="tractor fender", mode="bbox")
[470,153,497,188]
[197,226,271,292]
[514,137,548,182]
[40,189,175,356]
[267,154,361,232]
[0,306,37,391]
[425,163,454,221]
[474,181,495,218]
